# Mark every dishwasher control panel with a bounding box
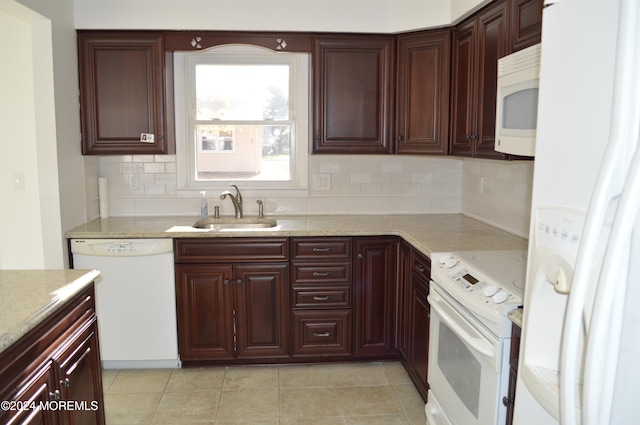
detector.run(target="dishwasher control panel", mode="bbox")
[70,239,173,257]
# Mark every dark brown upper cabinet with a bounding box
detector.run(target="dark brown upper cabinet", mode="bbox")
[78,32,174,155]
[450,0,510,159]
[510,0,544,52]
[312,35,394,154]
[395,30,451,155]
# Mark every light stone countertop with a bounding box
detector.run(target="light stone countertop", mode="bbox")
[508,308,523,328]
[0,269,101,355]
[65,214,528,259]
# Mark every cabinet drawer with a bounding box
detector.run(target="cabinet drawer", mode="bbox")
[292,310,352,357]
[411,249,431,282]
[291,238,351,260]
[292,285,351,309]
[292,261,351,285]
[175,238,289,262]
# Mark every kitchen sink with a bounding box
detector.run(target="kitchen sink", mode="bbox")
[192,217,278,231]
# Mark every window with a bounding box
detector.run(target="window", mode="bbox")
[175,45,309,192]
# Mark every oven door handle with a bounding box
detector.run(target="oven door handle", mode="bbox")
[428,292,495,359]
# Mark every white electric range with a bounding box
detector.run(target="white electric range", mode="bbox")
[426,249,527,425]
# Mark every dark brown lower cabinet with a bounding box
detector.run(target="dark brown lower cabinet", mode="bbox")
[505,323,521,425]
[175,262,290,364]
[353,237,397,358]
[0,285,105,425]
[403,248,432,402]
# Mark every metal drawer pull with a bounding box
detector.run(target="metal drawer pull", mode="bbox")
[313,272,332,277]
[313,331,331,337]
[312,295,331,301]
[415,265,426,273]
[313,247,332,252]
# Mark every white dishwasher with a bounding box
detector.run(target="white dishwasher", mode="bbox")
[71,238,179,369]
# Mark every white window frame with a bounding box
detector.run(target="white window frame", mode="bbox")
[174,45,309,195]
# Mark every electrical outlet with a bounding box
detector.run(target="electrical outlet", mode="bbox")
[128,174,139,189]
[312,174,331,191]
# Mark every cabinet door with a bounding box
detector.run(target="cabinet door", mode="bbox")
[450,0,508,159]
[313,36,393,154]
[450,19,477,157]
[407,274,430,402]
[510,0,544,52]
[175,264,235,361]
[0,363,57,425]
[234,263,290,359]
[353,237,397,357]
[78,32,172,155]
[475,0,509,159]
[396,241,411,362]
[55,319,105,425]
[395,30,451,155]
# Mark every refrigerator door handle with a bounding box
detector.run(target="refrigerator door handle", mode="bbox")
[583,127,640,425]
[560,0,640,423]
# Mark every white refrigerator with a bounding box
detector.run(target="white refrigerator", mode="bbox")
[515,0,640,424]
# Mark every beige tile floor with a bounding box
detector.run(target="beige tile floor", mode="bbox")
[102,361,427,424]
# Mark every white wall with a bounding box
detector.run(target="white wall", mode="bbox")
[0,1,63,268]
[75,0,488,32]
[16,0,91,267]
[75,0,391,32]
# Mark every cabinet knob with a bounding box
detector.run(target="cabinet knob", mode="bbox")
[502,396,514,406]
[357,253,364,260]
[224,279,231,286]
[315,135,321,141]
[396,135,403,141]
[236,278,243,285]
[49,390,61,401]
[60,378,70,388]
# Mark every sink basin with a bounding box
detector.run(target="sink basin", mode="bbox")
[192,217,278,231]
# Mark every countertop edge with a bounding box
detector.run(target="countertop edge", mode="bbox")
[0,269,101,355]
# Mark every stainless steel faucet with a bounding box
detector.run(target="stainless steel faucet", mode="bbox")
[220,184,243,218]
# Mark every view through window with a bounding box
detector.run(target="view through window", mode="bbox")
[195,62,292,181]
[174,45,311,192]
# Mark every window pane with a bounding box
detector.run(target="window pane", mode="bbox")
[196,65,290,121]
[195,124,291,181]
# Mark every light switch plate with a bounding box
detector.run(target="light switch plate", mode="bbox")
[312,174,331,191]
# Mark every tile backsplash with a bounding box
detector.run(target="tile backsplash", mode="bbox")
[86,154,533,237]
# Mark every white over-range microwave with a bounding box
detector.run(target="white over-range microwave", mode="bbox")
[495,43,541,157]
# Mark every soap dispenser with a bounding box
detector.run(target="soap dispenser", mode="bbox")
[200,191,208,218]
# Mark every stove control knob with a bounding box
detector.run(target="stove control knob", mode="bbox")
[444,258,459,268]
[492,291,508,304]
[483,285,499,297]
[439,255,453,264]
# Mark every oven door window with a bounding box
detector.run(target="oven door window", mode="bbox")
[427,283,507,425]
[438,323,481,417]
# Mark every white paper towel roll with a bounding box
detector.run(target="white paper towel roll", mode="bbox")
[98,177,109,219]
